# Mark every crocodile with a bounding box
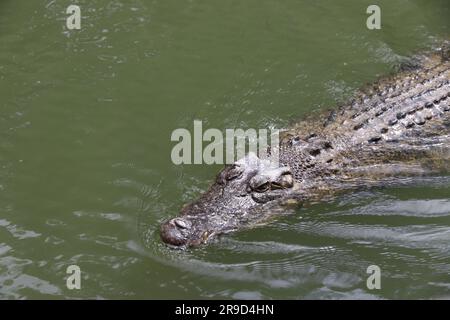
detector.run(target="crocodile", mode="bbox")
[160,47,450,248]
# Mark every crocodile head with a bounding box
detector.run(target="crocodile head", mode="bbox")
[160,152,295,248]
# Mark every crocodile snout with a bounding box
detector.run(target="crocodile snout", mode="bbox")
[160,218,191,247]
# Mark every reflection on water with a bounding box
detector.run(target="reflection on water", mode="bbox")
[0,0,449,299]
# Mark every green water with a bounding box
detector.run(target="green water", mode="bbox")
[0,0,449,299]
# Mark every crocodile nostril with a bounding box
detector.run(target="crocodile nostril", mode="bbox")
[269,173,294,190]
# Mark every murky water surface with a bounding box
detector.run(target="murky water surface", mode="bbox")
[0,0,449,298]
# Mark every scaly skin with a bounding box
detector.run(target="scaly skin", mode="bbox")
[160,47,450,248]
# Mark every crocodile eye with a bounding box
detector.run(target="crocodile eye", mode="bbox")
[173,218,190,229]
[254,182,270,193]
[226,165,243,180]
[272,173,294,189]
